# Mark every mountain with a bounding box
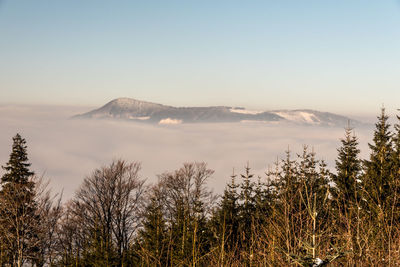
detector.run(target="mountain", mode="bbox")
[269,109,358,126]
[73,98,362,127]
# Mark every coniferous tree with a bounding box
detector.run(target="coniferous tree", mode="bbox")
[273,149,298,260]
[238,163,256,263]
[385,111,400,262]
[1,134,34,183]
[222,171,240,249]
[363,107,395,263]
[392,112,400,175]
[390,112,400,223]
[364,107,393,208]
[135,185,168,266]
[332,124,362,258]
[253,175,273,229]
[211,170,240,264]
[0,134,39,267]
[280,146,333,265]
[333,124,362,207]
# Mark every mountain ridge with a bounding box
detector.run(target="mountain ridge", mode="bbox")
[73,98,363,127]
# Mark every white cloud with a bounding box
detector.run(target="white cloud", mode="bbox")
[0,104,374,201]
[159,118,182,125]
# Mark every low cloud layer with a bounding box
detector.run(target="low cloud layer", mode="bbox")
[0,104,374,200]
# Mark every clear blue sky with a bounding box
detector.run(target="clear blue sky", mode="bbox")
[1,0,399,114]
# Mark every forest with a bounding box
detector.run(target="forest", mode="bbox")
[1,107,400,267]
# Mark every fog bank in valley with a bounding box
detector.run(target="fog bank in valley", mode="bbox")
[0,104,373,200]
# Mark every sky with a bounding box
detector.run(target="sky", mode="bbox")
[1,1,400,115]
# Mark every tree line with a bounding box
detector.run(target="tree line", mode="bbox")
[1,108,400,266]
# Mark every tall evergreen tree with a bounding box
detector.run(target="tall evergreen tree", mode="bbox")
[211,170,240,264]
[392,111,400,169]
[331,124,363,258]
[391,112,400,221]
[392,112,400,176]
[384,111,400,257]
[0,133,39,267]
[253,175,273,228]
[274,149,298,259]
[1,134,34,184]
[135,186,168,266]
[362,107,395,262]
[238,163,256,263]
[364,107,393,209]
[333,124,362,208]
[284,146,332,265]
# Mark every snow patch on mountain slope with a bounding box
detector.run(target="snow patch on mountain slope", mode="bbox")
[229,108,262,115]
[128,116,150,120]
[113,98,138,107]
[272,111,321,124]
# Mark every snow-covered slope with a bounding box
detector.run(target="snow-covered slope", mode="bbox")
[79,98,171,119]
[270,109,354,126]
[73,98,361,127]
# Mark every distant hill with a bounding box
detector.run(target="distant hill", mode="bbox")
[73,98,362,127]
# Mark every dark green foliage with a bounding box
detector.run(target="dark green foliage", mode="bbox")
[390,112,400,222]
[363,107,394,208]
[1,134,34,184]
[238,163,256,255]
[333,124,362,206]
[276,147,332,263]
[210,171,240,263]
[253,174,274,229]
[135,186,168,266]
[0,134,39,266]
[330,124,363,258]
[270,150,298,257]
[296,146,330,210]
[392,113,400,170]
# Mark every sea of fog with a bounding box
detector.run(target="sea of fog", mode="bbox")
[0,104,375,200]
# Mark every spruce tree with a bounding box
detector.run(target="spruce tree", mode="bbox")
[212,171,240,263]
[392,112,400,169]
[253,175,273,227]
[333,124,362,208]
[364,107,393,209]
[330,123,363,257]
[385,111,400,251]
[296,146,330,211]
[288,146,332,265]
[392,113,400,174]
[2,133,34,184]
[362,107,394,260]
[238,163,256,263]
[0,133,38,267]
[274,149,298,258]
[391,112,400,221]
[135,187,168,266]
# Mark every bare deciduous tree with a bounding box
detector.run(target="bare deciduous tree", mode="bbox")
[61,160,146,266]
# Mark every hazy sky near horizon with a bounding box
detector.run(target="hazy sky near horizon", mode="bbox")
[1,1,400,114]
